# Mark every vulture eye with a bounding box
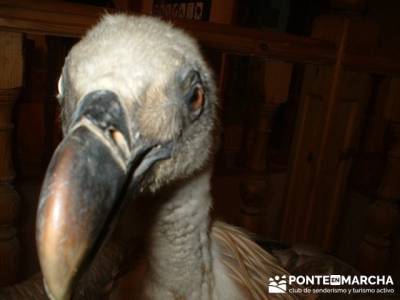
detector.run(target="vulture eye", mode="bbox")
[187,84,205,120]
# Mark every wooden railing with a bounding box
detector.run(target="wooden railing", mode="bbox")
[0,0,398,71]
[0,0,399,285]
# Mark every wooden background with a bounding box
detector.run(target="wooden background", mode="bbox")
[0,0,399,289]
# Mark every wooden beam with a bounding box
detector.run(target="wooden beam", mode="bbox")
[0,1,399,74]
[172,19,336,65]
[343,54,400,77]
[0,0,106,37]
[0,0,336,65]
[112,0,142,12]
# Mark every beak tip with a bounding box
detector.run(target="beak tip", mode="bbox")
[43,278,71,300]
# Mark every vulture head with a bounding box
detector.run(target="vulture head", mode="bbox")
[36,14,218,300]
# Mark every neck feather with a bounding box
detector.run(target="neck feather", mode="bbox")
[145,169,214,300]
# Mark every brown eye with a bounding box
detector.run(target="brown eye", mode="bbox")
[189,85,204,112]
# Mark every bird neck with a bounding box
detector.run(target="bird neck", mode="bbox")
[146,169,214,299]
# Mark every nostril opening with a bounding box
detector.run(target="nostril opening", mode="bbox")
[110,128,123,146]
[108,127,130,158]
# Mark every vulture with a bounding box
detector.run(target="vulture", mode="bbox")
[7,14,313,300]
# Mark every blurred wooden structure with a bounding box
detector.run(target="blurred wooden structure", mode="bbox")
[0,0,399,286]
[357,79,400,274]
[0,31,22,285]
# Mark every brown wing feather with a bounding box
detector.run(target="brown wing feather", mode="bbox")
[211,221,317,300]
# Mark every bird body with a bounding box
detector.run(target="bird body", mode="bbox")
[32,14,311,300]
[109,170,296,300]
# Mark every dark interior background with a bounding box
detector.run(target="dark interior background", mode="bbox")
[4,0,399,295]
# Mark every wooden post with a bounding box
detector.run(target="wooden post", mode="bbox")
[280,17,375,250]
[0,31,23,286]
[219,56,247,171]
[358,79,400,274]
[239,61,292,234]
[17,35,47,179]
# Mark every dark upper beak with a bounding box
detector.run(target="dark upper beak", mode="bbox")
[36,90,171,300]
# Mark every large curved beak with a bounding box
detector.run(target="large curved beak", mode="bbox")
[36,90,171,300]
